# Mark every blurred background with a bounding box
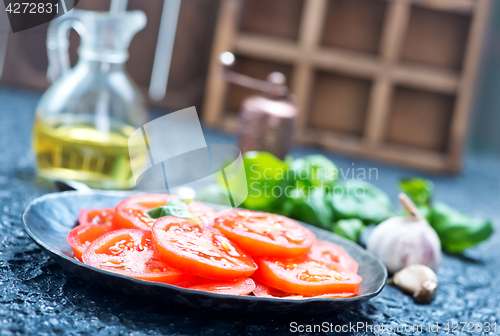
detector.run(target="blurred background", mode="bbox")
[1,0,499,174]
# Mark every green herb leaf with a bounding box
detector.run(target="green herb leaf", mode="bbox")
[287,155,338,190]
[399,177,434,206]
[329,179,393,225]
[236,151,289,209]
[429,202,494,253]
[147,198,198,221]
[276,188,333,230]
[332,219,364,242]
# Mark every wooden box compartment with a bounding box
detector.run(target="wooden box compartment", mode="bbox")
[385,86,455,152]
[401,5,471,70]
[321,0,388,54]
[225,55,294,113]
[239,0,304,41]
[307,70,372,137]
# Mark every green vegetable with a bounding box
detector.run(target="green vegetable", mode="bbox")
[429,202,494,253]
[332,219,364,242]
[287,155,338,190]
[280,188,333,230]
[237,151,289,209]
[399,177,434,206]
[147,199,198,221]
[329,179,393,225]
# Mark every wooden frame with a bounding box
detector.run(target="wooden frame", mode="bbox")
[203,0,491,173]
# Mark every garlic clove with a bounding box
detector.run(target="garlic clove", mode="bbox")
[393,264,438,304]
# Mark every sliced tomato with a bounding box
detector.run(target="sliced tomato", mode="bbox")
[67,224,112,261]
[307,240,359,273]
[112,194,215,230]
[188,201,217,226]
[252,281,357,299]
[152,217,257,280]
[252,257,361,296]
[78,208,114,226]
[112,194,178,230]
[82,229,187,283]
[178,276,255,295]
[214,210,315,258]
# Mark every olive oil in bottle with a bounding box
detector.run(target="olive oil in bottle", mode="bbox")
[33,116,146,190]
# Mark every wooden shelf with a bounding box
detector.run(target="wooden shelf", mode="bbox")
[235,33,460,94]
[299,129,449,172]
[409,0,475,14]
[234,34,301,63]
[235,34,381,77]
[392,64,460,93]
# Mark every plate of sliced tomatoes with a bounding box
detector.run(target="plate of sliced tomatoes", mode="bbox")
[22,191,387,315]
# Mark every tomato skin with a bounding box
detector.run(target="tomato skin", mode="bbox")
[67,224,112,261]
[214,210,315,258]
[112,194,216,230]
[178,277,255,295]
[252,257,361,296]
[252,281,357,299]
[78,208,114,226]
[152,217,257,280]
[307,240,359,273]
[82,229,187,283]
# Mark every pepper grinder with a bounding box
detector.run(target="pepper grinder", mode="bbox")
[219,52,297,160]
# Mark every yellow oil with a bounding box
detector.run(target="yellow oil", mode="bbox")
[33,116,146,190]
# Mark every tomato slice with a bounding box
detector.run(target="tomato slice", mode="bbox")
[307,240,359,273]
[252,281,357,299]
[187,201,217,226]
[112,194,215,230]
[82,229,186,283]
[152,217,257,280]
[67,224,112,261]
[214,210,315,258]
[252,257,361,296]
[78,208,114,226]
[112,194,177,230]
[178,277,255,295]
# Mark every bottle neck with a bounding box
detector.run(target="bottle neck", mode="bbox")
[77,58,126,72]
[78,47,129,66]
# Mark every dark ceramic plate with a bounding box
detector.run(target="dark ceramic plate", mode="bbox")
[22,191,387,315]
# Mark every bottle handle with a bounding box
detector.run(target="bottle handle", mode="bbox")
[46,9,86,82]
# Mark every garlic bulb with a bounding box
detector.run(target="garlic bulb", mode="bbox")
[367,193,441,274]
[393,264,438,303]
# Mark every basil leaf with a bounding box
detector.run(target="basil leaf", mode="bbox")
[147,199,196,220]
[281,188,333,230]
[429,202,494,253]
[329,179,393,225]
[287,155,338,190]
[238,151,289,209]
[332,219,364,242]
[399,177,434,206]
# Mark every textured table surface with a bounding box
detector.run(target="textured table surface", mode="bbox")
[0,86,499,335]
